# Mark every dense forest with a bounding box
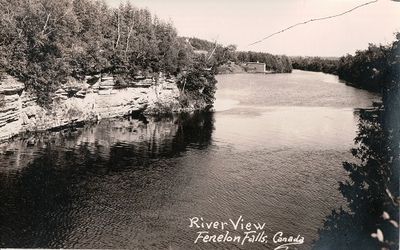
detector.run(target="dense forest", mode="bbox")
[337,39,398,92]
[291,34,400,93]
[0,0,224,107]
[187,37,293,73]
[290,56,339,74]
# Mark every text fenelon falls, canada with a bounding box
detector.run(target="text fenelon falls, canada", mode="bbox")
[189,216,305,249]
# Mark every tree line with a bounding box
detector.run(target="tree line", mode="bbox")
[291,34,399,93]
[290,56,339,74]
[0,0,222,107]
[337,40,397,92]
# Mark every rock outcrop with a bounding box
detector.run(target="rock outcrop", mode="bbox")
[0,73,184,141]
[0,75,24,141]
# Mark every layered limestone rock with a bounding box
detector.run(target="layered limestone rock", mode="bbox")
[0,73,182,141]
[0,75,24,141]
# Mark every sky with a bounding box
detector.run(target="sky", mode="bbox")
[104,0,400,57]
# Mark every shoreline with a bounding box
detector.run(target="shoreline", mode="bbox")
[0,73,210,144]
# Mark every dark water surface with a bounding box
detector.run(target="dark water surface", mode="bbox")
[0,70,379,249]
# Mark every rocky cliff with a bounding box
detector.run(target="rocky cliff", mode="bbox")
[0,73,186,142]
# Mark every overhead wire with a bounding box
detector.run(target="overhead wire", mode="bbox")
[247,0,379,47]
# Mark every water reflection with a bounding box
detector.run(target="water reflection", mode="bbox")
[0,111,214,248]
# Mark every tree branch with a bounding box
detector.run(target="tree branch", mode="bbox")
[41,13,51,34]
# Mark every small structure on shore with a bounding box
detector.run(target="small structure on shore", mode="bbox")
[244,62,266,73]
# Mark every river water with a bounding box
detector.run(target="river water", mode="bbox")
[0,70,379,249]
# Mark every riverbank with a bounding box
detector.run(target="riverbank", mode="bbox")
[0,73,209,143]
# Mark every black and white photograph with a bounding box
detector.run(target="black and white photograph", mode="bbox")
[0,0,399,249]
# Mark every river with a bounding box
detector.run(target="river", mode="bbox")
[0,70,380,249]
